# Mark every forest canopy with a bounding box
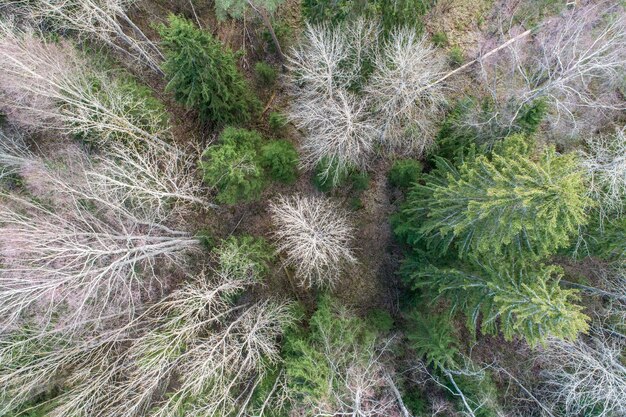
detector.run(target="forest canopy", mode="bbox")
[0,0,625,416]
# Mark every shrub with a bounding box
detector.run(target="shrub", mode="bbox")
[260,140,299,183]
[200,127,266,204]
[312,158,348,192]
[388,159,423,189]
[212,235,274,281]
[268,111,288,132]
[254,61,277,87]
[312,158,369,193]
[158,15,259,125]
[366,309,394,333]
[431,31,448,47]
[448,46,464,67]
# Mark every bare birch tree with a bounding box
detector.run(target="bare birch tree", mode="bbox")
[365,28,446,156]
[540,332,626,417]
[0,127,38,181]
[269,194,356,288]
[581,127,626,218]
[288,20,446,176]
[291,88,379,181]
[477,1,626,138]
[287,21,380,180]
[87,141,213,222]
[0,191,199,331]
[0,22,170,146]
[22,0,164,74]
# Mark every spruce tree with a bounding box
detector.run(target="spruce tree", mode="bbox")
[396,134,590,261]
[409,263,589,346]
[200,127,266,204]
[158,15,258,125]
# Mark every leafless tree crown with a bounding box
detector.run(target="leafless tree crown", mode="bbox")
[269,194,357,288]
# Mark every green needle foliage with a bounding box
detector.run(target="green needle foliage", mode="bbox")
[212,235,275,281]
[215,0,284,20]
[283,296,379,409]
[260,140,299,183]
[158,15,259,125]
[407,312,459,372]
[396,134,590,261]
[200,127,266,204]
[408,263,589,346]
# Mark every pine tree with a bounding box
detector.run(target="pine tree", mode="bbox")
[158,15,259,125]
[396,134,590,261]
[409,263,589,346]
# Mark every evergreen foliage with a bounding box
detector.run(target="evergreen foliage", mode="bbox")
[260,140,299,183]
[408,263,589,346]
[407,312,459,371]
[158,15,258,125]
[268,111,288,132]
[200,127,266,204]
[215,0,284,20]
[388,159,423,189]
[312,158,370,193]
[302,0,433,35]
[255,61,277,86]
[283,296,378,407]
[396,134,590,261]
[212,235,275,281]
[436,98,548,158]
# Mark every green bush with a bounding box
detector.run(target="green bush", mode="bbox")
[432,31,448,47]
[158,15,259,125]
[200,127,266,204]
[366,309,394,333]
[212,235,274,281]
[283,296,379,408]
[268,111,288,132]
[260,140,299,183]
[448,46,464,67]
[254,61,277,87]
[388,159,423,189]
[312,158,369,193]
[312,158,348,192]
[350,170,370,192]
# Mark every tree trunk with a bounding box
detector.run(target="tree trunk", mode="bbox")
[246,1,286,68]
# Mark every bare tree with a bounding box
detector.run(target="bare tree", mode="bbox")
[24,0,164,74]
[269,194,356,288]
[287,21,380,181]
[477,1,626,138]
[0,127,38,181]
[287,22,357,98]
[291,88,379,181]
[87,141,213,222]
[581,127,626,218]
[288,20,447,175]
[540,332,626,417]
[0,191,199,331]
[0,22,170,146]
[0,310,134,416]
[365,28,446,156]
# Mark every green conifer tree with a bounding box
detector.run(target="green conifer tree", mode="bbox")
[158,15,259,125]
[200,127,266,204]
[396,134,590,261]
[410,263,589,346]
